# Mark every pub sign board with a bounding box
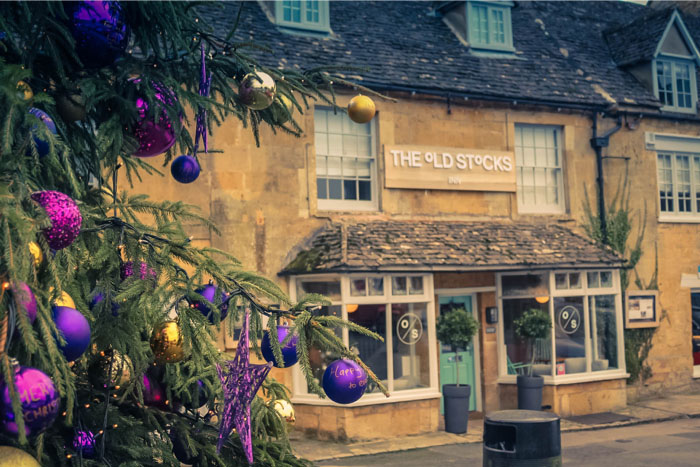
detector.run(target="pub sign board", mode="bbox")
[384,144,517,192]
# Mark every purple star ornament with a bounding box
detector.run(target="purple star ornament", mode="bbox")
[216,310,272,464]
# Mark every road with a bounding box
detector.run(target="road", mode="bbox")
[317,417,700,466]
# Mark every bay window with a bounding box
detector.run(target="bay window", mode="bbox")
[498,270,624,382]
[291,274,438,404]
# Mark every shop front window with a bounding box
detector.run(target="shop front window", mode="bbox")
[291,274,437,403]
[499,270,624,380]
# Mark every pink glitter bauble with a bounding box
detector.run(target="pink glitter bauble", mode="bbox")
[132,81,177,158]
[120,261,157,281]
[31,191,82,250]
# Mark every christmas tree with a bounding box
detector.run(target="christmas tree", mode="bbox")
[0,2,385,465]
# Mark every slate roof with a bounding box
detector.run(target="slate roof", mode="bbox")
[196,1,694,111]
[603,8,674,67]
[280,221,624,275]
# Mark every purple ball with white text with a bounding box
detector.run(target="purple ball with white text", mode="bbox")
[322,359,367,404]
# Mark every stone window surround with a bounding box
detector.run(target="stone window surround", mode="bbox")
[289,273,441,407]
[466,0,515,53]
[496,269,628,386]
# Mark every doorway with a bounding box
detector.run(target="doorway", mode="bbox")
[438,293,480,413]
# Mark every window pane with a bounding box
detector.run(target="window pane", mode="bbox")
[369,277,384,296]
[328,179,342,199]
[600,271,613,288]
[471,5,489,44]
[392,303,430,389]
[296,280,341,301]
[658,154,674,212]
[358,180,372,201]
[307,305,342,392]
[316,177,327,199]
[515,125,563,211]
[392,276,407,295]
[501,273,548,297]
[569,272,581,289]
[675,62,692,109]
[349,304,387,393]
[589,295,618,371]
[306,0,320,23]
[409,276,424,295]
[554,296,586,374]
[503,299,552,375]
[555,273,568,290]
[587,271,600,288]
[343,179,357,200]
[350,278,367,296]
[677,155,691,212]
[657,60,674,106]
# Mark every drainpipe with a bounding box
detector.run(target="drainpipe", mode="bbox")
[590,113,622,242]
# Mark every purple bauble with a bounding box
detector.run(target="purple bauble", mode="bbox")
[142,373,167,410]
[192,284,229,323]
[132,81,177,157]
[322,359,367,405]
[31,191,82,250]
[14,282,37,325]
[53,306,91,362]
[27,108,57,158]
[171,155,200,184]
[69,1,130,69]
[72,430,97,458]
[0,365,60,437]
[120,261,157,281]
[90,292,119,316]
[261,325,299,368]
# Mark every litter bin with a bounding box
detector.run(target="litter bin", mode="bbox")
[483,410,561,467]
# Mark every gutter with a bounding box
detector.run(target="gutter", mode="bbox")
[590,114,622,241]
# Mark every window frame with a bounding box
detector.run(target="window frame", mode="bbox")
[652,55,698,114]
[466,1,515,53]
[290,273,440,406]
[274,0,330,33]
[314,107,379,212]
[656,151,700,220]
[496,269,627,385]
[514,124,566,215]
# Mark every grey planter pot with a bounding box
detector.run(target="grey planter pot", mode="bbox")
[443,384,471,434]
[517,375,544,411]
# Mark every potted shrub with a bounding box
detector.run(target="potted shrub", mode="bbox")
[513,307,552,411]
[436,307,480,434]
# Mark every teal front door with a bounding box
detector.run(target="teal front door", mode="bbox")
[439,295,477,414]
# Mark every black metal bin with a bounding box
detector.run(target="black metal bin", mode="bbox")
[483,410,561,467]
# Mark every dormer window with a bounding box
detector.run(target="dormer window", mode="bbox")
[655,57,696,112]
[466,1,514,52]
[275,1,329,34]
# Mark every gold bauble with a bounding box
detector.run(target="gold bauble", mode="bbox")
[272,94,294,125]
[272,399,295,423]
[347,95,376,124]
[150,320,185,364]
[88,350,133,389]
[0,446,41,467]
[28,241,43,267]
[239,71,276,110]
[49,287,76,308]
[56,93,86,122]
[16,81,33,101]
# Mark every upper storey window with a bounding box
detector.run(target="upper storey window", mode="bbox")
[654,58,697,113]
[467,1,514,52]
[275,1,330,34]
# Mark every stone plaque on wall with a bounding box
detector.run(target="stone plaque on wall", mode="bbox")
[384,144,516,192]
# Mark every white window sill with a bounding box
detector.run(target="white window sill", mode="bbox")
[660,105,697,115]
[291,388,442,407]
[658,214,700,224]
[693,366,700,379]
[316,200,379,212]
[497,370,629,386]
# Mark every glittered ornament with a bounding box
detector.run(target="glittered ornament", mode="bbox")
[12,282,37,325]
[56,93,87,122]
[27,108,57,158]
[261,325,298,368]
[53,306,91,362]
[120,261,157,281]
[28,241,43,267]
[347,95,376,124]
[0,364,60,436]
[89,292,120,316]
[68,1,130,69]
[0,446,41,467]
[271,94,294,125]
[31,191,82,250]
[322,359,367,404]
[150,321,185,364]
[142,372,167,409]
[72,430,97,458]
[192,283,229,323]
[17,81,33,101]
[88,350,132,389]
[239,71,276,110]
[171,155,200,184]
[132,81,178,157]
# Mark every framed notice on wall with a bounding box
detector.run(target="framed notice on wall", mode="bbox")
[625,291,659,328]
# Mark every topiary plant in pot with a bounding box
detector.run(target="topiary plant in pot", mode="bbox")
[436,307,480,434]
[514,307,552,411]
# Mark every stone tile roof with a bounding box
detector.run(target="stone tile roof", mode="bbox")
[603,8,674,67]
[197,1,681,111]
[280,221,624,275]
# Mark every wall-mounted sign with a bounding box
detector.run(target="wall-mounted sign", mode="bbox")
[384,144,516,192]
[625,290,659,329]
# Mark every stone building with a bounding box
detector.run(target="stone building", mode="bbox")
[132,1,700,440]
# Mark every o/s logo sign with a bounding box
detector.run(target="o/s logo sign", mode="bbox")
[557,305,581,335]
[397,313,423,345]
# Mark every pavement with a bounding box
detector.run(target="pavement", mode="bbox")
[290,391,700,463]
